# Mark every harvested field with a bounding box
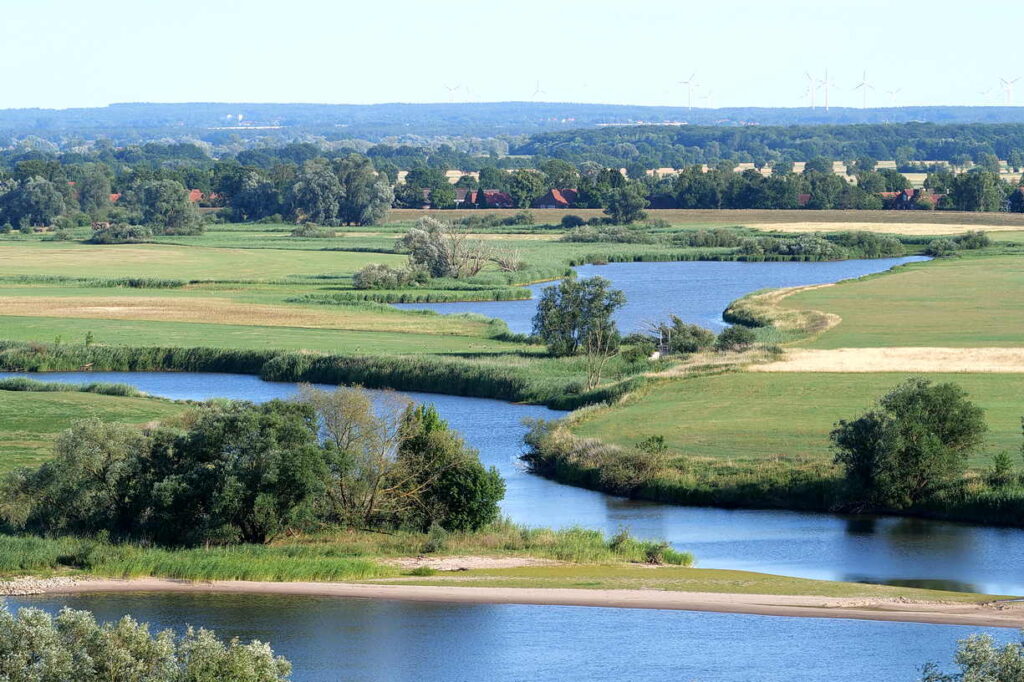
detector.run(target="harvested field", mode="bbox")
[0,296,497,336]
[750,222,1024,235]
[751,347,1024,373]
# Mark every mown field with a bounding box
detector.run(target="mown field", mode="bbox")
[781,255,1024,348]
[0,389,184,471]
[574,372,1024,470]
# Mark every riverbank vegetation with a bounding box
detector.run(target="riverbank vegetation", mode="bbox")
[538,371,1024,525]
[0,605,291,681]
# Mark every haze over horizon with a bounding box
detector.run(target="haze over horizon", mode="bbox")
[3,0,1020,111]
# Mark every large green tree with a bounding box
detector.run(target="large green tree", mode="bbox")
[291,158,342,224]
[831,378,987,510]
[603,184,649,223]
[128,178,200,231]
[532,275,626,357]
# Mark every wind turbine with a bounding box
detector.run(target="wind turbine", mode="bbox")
[884,88,901,107]
[1000,77,1020,105]
[853,71,874,109]
[531,80,546,101]
[679,73,699,110]
[804,72,820,108]
[702,89,715,109]
[442,84,460,103]
[820,69,836,112]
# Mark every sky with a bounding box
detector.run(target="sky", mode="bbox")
[2,0,1021,110]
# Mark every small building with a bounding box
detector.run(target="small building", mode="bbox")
[532,188,578,209]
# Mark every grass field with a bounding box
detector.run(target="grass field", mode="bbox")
[0,390,184,471]
[781,256,1024,348]
[0,316,528,355]
[0,241,405,279]
[574,372,1024,470]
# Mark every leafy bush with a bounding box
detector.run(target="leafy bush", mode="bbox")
[925,238,959,257]
[560,214,586,228]
[652,316,716,354]
[88,223,153,244]
[0,605,291,681]
[714,325,757,351]
[952,230,992,250]
[352,263,428,289]
[561,225,660,244]
[290,223,336,238]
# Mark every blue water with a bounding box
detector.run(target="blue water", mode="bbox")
[8,371,1024,596]
[4,593,1008,682]
[395,257,928,334]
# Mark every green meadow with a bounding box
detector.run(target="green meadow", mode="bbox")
[574,372,1024,470]
[782,255,1024,348]
[0,389,184,471]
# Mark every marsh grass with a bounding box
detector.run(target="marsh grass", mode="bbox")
[0,522,693,581]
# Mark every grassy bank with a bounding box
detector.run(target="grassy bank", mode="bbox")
[574,372,1024,469]
[0,339,651,409]
[532,369,1024,525]
[0,523,691,582]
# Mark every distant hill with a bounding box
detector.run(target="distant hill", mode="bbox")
[2,102,1024,143]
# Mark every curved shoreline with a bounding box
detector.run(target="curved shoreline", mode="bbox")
[20,578,1024,629]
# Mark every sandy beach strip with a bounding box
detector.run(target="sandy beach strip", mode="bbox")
[13,577,1024,628]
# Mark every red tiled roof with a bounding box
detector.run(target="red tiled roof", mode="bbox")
[187,189,203,202]
[109,193,121,203]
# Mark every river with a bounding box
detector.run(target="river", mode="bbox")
[4,593,1010,682]
[3,255,1005,681]
[395,256,930,333]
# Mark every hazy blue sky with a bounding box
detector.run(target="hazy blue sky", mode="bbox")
[2,0,1020,109]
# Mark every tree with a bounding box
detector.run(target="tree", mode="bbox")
[396,216,489,278]
[333,154,393,225]
[650,316,715,354]
[0,605,290,681]
[429,182,456,209]
[394,405,504,531]
[291,158,342,224]
[230,168,281,221]
[128,179,200,231]
[75,164,112,216]
[477,166,508,191]
[5,177,65,226]
[145,401,327,545]
[532,275,626,357]
[603,184,649,224]
[831,378,987,510]
[921,632,1024,681]
[539,158,580,189]
[803,156,834,175]
[714,325,757,351]
[948,171,1007,212]
[507,169,545,208]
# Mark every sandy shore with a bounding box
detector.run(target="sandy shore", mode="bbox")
[14,577,1024,628]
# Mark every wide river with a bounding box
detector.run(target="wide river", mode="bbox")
[395,256,930,333]
[6,256,1011,680]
